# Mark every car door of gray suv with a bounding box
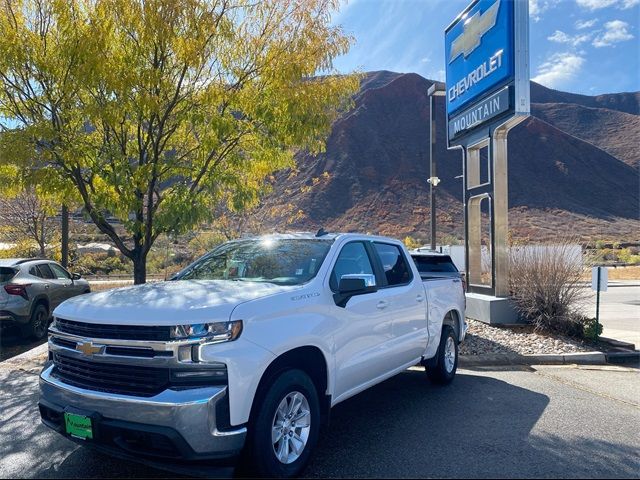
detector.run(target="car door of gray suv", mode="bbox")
[48,263,78,306]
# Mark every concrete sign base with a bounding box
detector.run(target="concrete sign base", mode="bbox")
[465,293,523,325]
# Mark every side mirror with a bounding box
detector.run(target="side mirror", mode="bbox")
[71,273,82,280]
[338,277,367,293]
[334,274,377,307]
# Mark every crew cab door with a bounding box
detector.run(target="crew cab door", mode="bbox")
[371,242,429,366]
[330,241,396,400]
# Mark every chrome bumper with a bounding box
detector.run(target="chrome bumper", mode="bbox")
[39,364,246,458]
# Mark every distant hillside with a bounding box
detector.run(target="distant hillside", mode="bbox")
[531,103,639,168]
[256,71,639,242]
[530,82,640,116]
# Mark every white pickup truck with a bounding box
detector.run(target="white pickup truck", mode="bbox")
[39,232,466,477]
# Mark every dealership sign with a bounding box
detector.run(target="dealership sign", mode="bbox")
[445,0,529,145]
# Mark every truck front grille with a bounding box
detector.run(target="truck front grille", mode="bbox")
[51,353,169,397]
[56,318,171,341]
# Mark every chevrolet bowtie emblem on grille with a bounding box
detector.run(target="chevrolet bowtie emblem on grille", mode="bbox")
[450,0,500,63]
[76,341,104,356]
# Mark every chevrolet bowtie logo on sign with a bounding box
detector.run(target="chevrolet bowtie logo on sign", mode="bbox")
[76,341,104,356]
[449,0,500,63]
[445,0,518,120]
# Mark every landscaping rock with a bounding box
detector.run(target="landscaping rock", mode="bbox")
[461,319,597,356]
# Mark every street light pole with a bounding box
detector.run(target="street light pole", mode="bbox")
[427,83,446,250]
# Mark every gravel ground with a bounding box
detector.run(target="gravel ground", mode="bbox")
[460,319,599,356]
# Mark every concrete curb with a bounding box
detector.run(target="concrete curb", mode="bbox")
[598,336,636,351]
[460,351,608,367]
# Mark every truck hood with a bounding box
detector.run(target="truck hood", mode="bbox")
[53,280,298,325]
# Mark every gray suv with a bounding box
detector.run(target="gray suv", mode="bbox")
[0,259,90,340]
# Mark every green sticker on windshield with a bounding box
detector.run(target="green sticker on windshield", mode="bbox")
[64,412,93,439]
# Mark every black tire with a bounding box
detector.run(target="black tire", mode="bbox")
[244,369,320,478]
[21,303,49,340]
[426,325,458,385]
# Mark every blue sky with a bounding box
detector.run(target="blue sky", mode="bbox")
[330,0,640,95]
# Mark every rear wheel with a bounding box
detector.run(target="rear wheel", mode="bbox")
[245,369,320,478]
[426,325,458,385]
[21,303,49,340]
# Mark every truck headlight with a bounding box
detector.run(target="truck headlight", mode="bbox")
[170,320,243,342]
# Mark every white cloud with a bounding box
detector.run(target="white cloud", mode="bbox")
[548,30,592,46]
[576,0,618,9]
[532,53,585,88]
[530,0,558,21]
[575,18,598,29]
[592,20,635,46]
[576,0,639,9]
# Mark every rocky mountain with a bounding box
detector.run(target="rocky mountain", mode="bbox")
[257,71,639,242]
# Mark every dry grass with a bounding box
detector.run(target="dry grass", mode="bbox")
[607,265,640,281]
[581,265,640,281]
[88,281,133,292]
[509,239,589,335]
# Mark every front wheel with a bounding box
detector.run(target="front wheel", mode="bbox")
[245,369,320,478]
[426,325,458,385]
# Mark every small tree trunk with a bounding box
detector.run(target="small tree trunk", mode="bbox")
[133,251,147,284]
[61,204,69,267]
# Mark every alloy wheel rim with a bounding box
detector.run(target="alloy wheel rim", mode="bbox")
[444,336,456,373]
[34,310,47,336]
[271,391,311,464]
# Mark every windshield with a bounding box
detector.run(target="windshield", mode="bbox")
[175,238,333,286]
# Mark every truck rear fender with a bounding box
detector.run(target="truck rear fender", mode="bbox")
[423,307,465,359]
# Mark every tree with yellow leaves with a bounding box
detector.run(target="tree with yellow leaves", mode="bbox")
[0,0,358,283]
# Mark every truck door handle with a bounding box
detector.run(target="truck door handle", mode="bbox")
[416,294,424,302]
[376,301,388,310]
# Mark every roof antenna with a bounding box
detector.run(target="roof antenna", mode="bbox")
[316,227,329,237]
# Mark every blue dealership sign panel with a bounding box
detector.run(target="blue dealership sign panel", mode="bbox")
[445,0,529,146]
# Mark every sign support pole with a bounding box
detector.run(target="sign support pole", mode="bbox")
[430,92,437,250]
[595,266,601,340]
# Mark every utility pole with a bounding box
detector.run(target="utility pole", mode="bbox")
[427,83,445,250]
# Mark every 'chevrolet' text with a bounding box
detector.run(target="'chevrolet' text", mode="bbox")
[448,49,504,103]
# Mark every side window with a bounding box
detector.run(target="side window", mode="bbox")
[37,264,56,280]
[49,263,71,280]
[412,255,459,273]
[29,266,42,278]
[330,242,375,292]
[374,243,413,287]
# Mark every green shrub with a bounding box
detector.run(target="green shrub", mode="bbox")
[72,252,131,276]
[618,248,640,265]
[582,317,603,340]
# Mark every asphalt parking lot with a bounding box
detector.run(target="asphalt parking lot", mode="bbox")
[582,282,640,347]
[1,362,638,478]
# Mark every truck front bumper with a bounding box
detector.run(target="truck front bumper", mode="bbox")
[39,364,247,463]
